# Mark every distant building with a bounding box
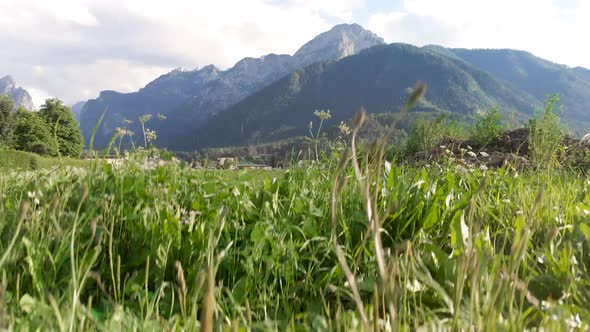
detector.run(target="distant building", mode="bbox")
[216,154,237,169]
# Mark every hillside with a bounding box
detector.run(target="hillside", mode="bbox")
[444,48,590,132]
[187,43,540,149]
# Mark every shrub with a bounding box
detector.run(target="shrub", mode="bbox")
[528,94,564,168]
[404,114,466,156]
[471,108,502,145]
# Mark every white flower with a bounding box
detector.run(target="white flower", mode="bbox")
[412,179,425,189]
[440,145,447,149]
[467,151,477,158]
[445,149,451,154]
[384,160,391,175]
[479,165,489,171]
[572,255,579,265]
[565,314,582,328]
[406,279,424,292]
[480,151,489,157]
[555,215,564,224]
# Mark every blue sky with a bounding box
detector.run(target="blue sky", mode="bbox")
[0,0,588,106]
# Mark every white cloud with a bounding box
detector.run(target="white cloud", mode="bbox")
[368,0,590,69]
[0,0,364,104]
[1,0,588,106]
[26,87,52,110]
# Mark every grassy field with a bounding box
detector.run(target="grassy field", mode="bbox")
[0,149,91,171]
[1,149,590,330]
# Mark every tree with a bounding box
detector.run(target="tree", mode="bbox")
[38,98,84,157]
[12,107,57,156]
[0,95,14,147]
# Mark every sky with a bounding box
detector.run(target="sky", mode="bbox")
[0,0,588,107]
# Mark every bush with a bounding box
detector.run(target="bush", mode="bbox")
[470,108,502,145]
[528,94,564,168]
[0,149,40,171]
[404,114,466,156]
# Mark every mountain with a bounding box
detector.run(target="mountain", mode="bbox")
[79,65,222,144]
[71,101,86,122]
[79,24,385,147]
[0,75,35,111]
[189,44,541,149]
[440,48,590,132]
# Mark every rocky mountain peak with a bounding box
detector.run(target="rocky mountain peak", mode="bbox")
[0,75,35,111]
[293,23,385,65]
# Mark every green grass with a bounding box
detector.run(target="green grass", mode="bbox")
[0,149,90,171]
[1,153,590,330]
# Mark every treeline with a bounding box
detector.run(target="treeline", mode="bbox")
[0,96,84,157]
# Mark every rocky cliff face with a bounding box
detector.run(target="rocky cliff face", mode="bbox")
[79,24,385,147]
[293,23,385,66]
[0,75,35,111]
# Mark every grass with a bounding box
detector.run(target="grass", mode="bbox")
[1,149,590,330]
[0,149,91,171]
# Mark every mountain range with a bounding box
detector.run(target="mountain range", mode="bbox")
[0,76,34,111]
[75,24,590,151]
[79,24,385,148]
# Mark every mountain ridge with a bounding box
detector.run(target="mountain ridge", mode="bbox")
[186,43,543,150]
[0,75,35,111]
[79,23,385,147]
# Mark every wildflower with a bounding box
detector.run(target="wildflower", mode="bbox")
[384,160,391,175]
[338,121,352,136]
[467,151,477,158]
[313,109,331,120]
[440,145,447,149]
[479,165,488,171]
[406,279,424,292]
[555,215,564,224]
[566,314,582,328]
[480,151,489,157]
[411,179,425,189]
[444,149,451,154]
[467,145,473,150]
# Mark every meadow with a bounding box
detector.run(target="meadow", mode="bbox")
[1,147,589,330]
[2,96,590,330]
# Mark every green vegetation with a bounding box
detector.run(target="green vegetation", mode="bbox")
[404,114,466,156]
[0,96,14,147]
[12,107,58,156]
[471,108,503,146]
[2,142,590,330]
[38,98,84,157]
[0,97,84,158]
[0,149,90,171]
[2,89,590,330]
[528,94,565,168]
[191,44,540,150]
